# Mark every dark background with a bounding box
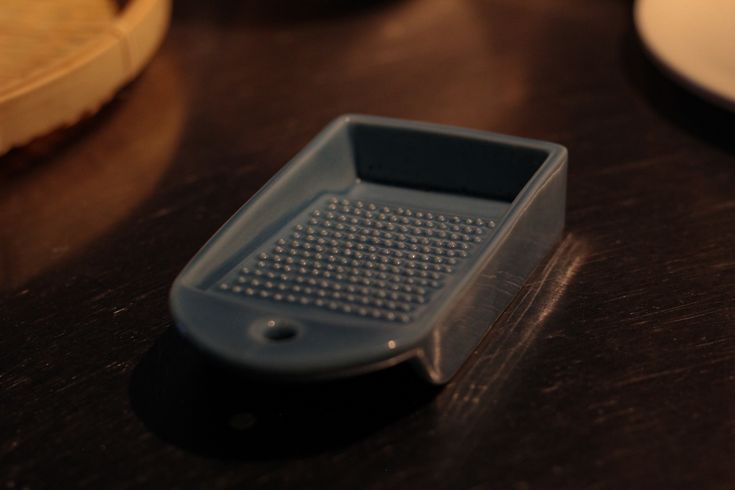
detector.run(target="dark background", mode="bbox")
[2,0,735,488]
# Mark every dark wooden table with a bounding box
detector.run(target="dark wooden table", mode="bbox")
[3,0,735,488]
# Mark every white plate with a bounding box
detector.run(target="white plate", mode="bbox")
[635,0,735,111]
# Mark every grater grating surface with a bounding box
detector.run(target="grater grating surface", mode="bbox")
[214,195,496,323]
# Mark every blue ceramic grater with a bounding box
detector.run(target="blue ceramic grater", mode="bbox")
[170,115,567,384]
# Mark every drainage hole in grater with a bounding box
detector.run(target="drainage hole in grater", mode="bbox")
[262,320,299,342]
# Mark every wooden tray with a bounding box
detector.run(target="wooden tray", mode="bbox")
[0,0,171,155]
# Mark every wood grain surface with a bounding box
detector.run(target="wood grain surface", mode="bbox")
[2,0,735,489]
